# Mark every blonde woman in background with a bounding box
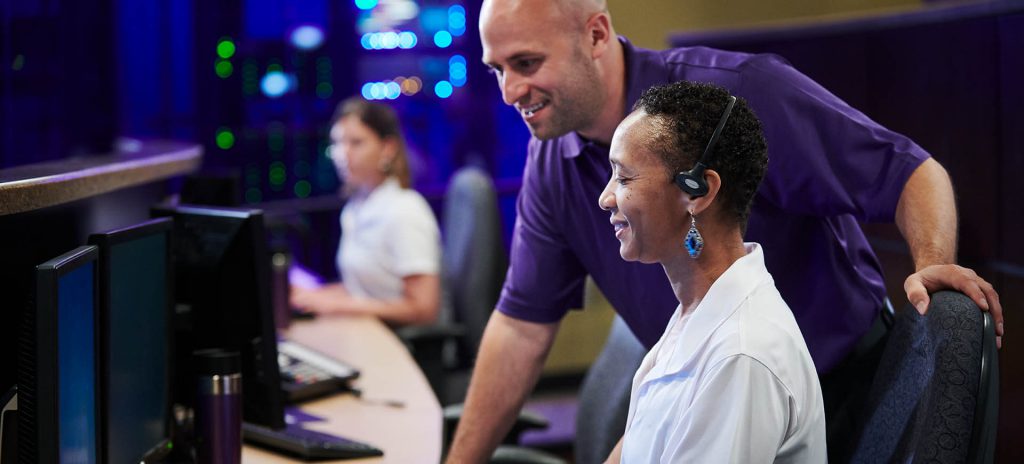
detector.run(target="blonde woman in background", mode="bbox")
[290,97,441,326]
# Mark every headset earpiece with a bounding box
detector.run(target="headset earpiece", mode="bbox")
[674,163,709,197]
[672,95,736,199]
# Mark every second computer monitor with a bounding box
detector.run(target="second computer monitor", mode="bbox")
[89,217,174,463]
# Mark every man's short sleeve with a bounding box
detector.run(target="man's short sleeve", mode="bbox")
[739,54,930,222]
[497,139,587,323]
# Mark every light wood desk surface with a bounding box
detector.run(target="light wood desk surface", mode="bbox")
[243,316,442,463]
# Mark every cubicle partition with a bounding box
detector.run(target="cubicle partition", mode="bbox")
[670,1,1023,460]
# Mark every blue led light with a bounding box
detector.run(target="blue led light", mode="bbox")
[448,5,466,36]
[360,33,373,50]
[361,82,375,99]
[381,32,400,49]
[290,25,324,50]
[386,82,401,99]
[398,31,418,49]
[371,83,386,100]
[449,62,467,79]
[435,80,454,98]
[449,55,467,87]
[449,54,467,66]
[434,31,452,48]
[354,0,378,10]
[261,71,290,98]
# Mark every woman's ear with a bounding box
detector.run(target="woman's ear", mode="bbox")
[689,169,722,216]
[381,137,399,165]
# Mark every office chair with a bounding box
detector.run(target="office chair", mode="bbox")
[400,165,510,405]
[400,166,556,462]
[851,291,999,464]
[574,315,647,464]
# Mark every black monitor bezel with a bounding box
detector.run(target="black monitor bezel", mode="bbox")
[24,245,101,464]
[88,217,175,462]
[152,204,286,430]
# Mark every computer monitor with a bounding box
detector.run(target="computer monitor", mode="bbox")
[20,245,101,464]
[88,217,174,463]
[152,204,285,429]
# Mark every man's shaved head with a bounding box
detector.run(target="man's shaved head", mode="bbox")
[482,0,606,31]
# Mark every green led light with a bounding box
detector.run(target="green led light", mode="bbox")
[214,60,233,78]
[267,63,283,72]
[269,162,287,185]
[316,82,333,99]
[217,39,236,59]
[294,180,312,198]
[245,188,263,204]
[215,128,235,150]
[12,54,25,71]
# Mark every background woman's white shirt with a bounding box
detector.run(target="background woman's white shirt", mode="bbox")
[336,178,441,299]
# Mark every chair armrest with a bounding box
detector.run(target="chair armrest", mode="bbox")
[442,403,550,446]
[397,323,467,344]
[396,323,467,402]
[491,445,568,464]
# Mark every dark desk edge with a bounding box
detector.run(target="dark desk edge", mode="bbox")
[0,139,203,216]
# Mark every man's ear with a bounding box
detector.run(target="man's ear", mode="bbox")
[586,12,613,58]
[689,169,722,217]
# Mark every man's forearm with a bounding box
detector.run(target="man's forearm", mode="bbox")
[446,312,559,463]
[895,158,957,270]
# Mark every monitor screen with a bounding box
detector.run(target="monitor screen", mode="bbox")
[21,245,100,464]
[89,218,173,463]
[152,204,285,429]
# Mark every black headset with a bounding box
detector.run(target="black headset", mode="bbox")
[673,95,737,198]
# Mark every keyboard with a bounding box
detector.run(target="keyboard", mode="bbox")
[242,422,383,460]
[278,340,359,403]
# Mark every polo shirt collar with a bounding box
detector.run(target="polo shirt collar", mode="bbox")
[562,37,659,159]
[645,243,774,380]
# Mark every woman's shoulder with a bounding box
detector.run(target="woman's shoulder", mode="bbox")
[376,185,438,225]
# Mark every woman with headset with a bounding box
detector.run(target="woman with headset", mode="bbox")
[599,82,826,462]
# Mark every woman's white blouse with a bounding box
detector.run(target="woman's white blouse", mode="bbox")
[622,243,826,463]
[336,178,441,300]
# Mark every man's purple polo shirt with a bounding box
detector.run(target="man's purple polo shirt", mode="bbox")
[496,38,929,373]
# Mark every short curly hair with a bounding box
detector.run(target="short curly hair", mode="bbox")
[633,81,768,227]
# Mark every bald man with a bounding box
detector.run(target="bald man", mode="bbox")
[445,1,1003,462]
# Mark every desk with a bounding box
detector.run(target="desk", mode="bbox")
[242,316,442,463]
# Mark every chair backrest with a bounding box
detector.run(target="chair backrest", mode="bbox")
[851,291,999,463]
[574,315,647,464]
[442,166,508,364]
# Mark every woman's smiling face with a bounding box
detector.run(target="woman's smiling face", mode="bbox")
[598,111,689,264]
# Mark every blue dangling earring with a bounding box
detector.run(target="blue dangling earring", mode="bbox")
[685,214,704,259]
